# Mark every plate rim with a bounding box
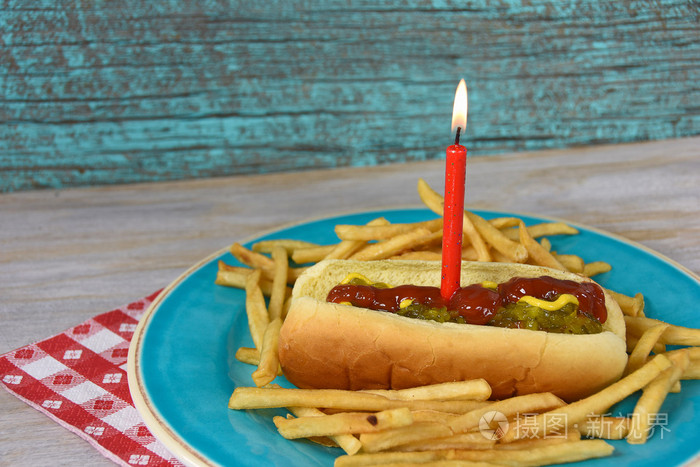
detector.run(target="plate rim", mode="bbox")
[126,206,700,467]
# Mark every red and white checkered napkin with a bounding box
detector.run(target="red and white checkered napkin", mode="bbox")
[0,290,184,467]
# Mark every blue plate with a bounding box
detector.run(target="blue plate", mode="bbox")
[127,208,700,467]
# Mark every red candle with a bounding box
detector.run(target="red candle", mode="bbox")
[441,79,468,301]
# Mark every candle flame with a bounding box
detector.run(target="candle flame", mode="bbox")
[451,79,468,135]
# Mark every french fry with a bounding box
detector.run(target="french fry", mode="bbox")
[268,246,288,321]
[350,227,433,261]
[661,321,700,346]
[501,354,672,442]
[234,347,284,375]
[424,230,446,250]
[539,237,552,252]
[335,450,442,467]
[251,318,283,387]
[489,249,513,263]
[289,267,308,283]
[325,217,390,260]
[462,212,492,262]
[625,323,670,375]
[461,245,480,261]
[495,430,580,450]
[215,261,284,296]
[252,239,319,254]
[410,410,461,424]
[274,407,413,439]
[390,250,443,261]
[682,360,700,380]
[395,431,495,452]
[244,269,269,350]
[664,347,700,362]
[288,407,362,455]
[230,387,377,411]
[336,218,443,241]
[488,217,520,229]
[532,222,579,237]
[335,440,614,467]
[554,254,585,274]
[216,267,255,291]
[466,212,527,263]
[582,261,612,277]
[231,242,275,271]
[499,222,579,240]
[625,334,665,355]
[235,347,259,365]
[229,387,489,413]
[460,439,616,463]
[416,178,444,215]
[518,220,566,270]
[627,350,690,444]
[362,380,492,402]
[625,316,700,346]
[670,380,682,393]
[281,295,293,320]
[291,244,336,264]
[215,262,250,288]
[359,421,453,453]
[608,290,645,317]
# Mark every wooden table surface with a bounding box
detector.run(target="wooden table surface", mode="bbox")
[1,137,699,466]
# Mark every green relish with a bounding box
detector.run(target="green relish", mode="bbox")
[488,302,603,334]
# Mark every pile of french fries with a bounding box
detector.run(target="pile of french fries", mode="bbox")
[218,179,700,466]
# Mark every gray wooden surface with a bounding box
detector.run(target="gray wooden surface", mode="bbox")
[1,137,699,466]
[2,1,699,192]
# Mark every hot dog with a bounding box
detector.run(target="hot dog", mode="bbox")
[277,259,628,402]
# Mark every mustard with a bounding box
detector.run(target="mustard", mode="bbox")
[340,273,374,285]
[518,294,579,311]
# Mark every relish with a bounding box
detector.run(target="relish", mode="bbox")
[489,302,602,334]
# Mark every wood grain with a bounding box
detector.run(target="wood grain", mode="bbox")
[0,137,698,465]
[2,1,699,191]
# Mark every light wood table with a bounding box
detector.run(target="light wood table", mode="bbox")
[1,137,699,466]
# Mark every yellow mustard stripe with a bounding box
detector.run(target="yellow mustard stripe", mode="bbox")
[340,273,392,288]
[340,273,370,284]
[399,299,414,309]
[518,294,579,310]
[481,281,498,289]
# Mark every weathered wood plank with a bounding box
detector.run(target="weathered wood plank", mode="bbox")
[1,0,698,191]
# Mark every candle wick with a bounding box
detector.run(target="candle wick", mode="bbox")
[454,127,462,145]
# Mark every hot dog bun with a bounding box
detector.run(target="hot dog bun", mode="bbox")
[277,259,627,402]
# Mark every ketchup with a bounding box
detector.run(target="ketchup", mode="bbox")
[447,285,502,325]
[326,284,444,313]
[326,275,607,325]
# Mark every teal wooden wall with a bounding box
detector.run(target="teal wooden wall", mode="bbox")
[2,1,698,192]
